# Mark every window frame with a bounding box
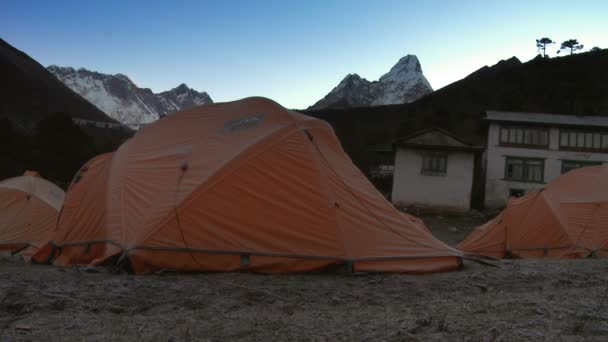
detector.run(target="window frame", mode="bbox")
[499,125,549,149]
[560,160,603,174]
[559,128,608,153]
[420,152,448,176]
[503,156,545,183]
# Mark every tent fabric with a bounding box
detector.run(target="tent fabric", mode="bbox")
[35,97,462,273]
[459,165,608,259]
[0,175,65,255]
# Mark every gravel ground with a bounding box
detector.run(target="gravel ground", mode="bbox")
[1,213,607,341]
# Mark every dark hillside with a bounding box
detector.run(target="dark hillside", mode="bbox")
[0,37,117,129]
[0,38,132,185]
[303,50,608,173]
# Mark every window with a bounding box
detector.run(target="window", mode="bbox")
[559,129,608,152]
[561,160,603,174]
[421,152,447,176]
[504,157,544,183]
[499,126,549,147]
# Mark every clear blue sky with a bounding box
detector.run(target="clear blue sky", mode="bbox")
[2,0,607,109]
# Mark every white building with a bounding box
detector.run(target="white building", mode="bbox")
[391,128,483,212]
[485,111,608,208]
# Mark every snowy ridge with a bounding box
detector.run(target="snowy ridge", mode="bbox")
[309,55,433,110]
[47,66,213,127]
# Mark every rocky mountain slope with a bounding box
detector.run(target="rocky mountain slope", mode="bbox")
[309,55,433,110]
[48,66,213,126]
[0,37,130,184]
[0,38,116,129]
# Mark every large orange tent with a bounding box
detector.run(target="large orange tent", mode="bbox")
[0,172,65,257]
[459,165,608,259]
[35,97,462,273]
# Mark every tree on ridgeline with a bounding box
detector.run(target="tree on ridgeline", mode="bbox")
[536,37,554,57]
[590,46,602,52]
[558,39,584,55]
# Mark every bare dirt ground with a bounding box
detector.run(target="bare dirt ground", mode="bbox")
[2,213,608,341]
[416,210,490,246]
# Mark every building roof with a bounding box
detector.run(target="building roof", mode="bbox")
[485,110,608,128]
[395,127,484,153]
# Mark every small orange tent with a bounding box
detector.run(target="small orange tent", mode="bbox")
[35,97,461,273]
[0,173,65,256]
[459,165,608,259]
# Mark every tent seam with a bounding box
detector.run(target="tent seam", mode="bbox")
[301,127,351,259]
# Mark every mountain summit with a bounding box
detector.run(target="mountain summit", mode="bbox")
[47,66,213,126]
[309,55,432,110]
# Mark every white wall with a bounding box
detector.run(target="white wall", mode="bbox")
[485,123,608,208]
[392,148,475,212]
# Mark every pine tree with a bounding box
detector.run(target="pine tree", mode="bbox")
[536,38,554,57]
[558,39,584,55]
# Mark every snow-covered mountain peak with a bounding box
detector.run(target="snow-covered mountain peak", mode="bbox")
[309,55,433,110]
[379,55,422,83]
[114,73,133,83]
[47,66,213,128]
[173,83,190,93]
[48,65,74,74]
[343,73,362,80]
[336,73,367,89]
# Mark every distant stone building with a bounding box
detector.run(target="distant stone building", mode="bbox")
[391,128,483,212]
[484,111,608,208]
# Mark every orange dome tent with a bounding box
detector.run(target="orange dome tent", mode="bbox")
[35,97,462,273]
[459,165,608,259]
[0,173,65,257]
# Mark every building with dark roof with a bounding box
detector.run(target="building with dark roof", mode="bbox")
[391,127,483,211]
